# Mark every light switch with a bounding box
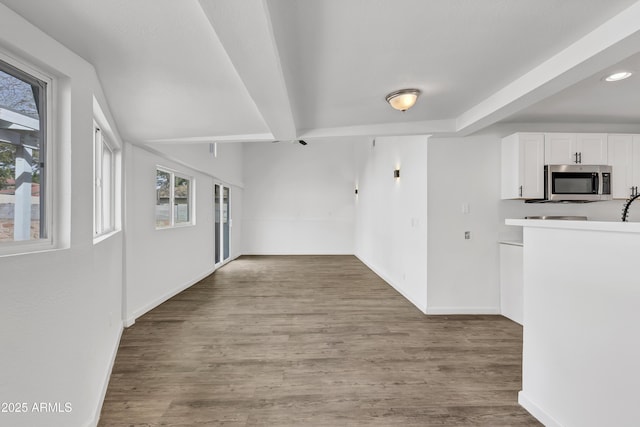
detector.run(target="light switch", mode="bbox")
[462,203,470,214]
[464,231,471,240]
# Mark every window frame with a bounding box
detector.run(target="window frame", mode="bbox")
[155,166,194,229]
[0,50,54,257]
[93,122,117,237]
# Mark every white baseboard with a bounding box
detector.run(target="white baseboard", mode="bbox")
[124,255,245,327]
[87,323,124,427]
[126,266,216,324]
[519,391,563,427]
[242,252,355,256]
[354,254,427,314]
[426,306,501,315]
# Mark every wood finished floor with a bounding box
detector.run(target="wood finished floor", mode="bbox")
[99,255,541,426]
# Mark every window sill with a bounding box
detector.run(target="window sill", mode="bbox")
[0,240,63,258]
[93,229,121,245]
[155,222,195,230]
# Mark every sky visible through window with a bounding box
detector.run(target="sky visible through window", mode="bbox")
[0,69,39,119]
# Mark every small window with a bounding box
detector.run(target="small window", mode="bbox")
[156,167,193,228]
[0,58,48,245]
[174,174,190,224]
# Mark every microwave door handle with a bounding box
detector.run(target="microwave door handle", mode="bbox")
[594,173,600,194]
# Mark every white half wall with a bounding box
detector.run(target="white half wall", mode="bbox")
[242,140,356,255]
[124,144,243,323]
[354,135,428,313]
[426,135,502,314]
[0,5,123,426]
[518,224,640,427]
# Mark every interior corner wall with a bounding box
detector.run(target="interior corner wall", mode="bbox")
[0,5,124,427]
[354,135,428,313]
[124,144,244,323]
[426,134,502,314]
[242,140,356,255]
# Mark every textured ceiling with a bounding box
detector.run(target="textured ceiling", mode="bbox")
[1,0,639,143]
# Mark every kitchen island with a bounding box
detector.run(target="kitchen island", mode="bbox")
[506,219,640,427]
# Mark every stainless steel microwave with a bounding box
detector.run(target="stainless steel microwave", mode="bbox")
[545,164,612,201]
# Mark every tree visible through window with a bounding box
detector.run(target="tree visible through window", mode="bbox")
[156,168,192,228]
[0,59,47,243]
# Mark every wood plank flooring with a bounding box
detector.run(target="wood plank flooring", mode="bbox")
[99,255,541,426]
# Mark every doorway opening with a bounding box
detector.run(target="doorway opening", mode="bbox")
[214,183,230,266]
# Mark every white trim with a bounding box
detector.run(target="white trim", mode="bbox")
[93,229,121,245]
[426,306,501,315]
[355,254,427,314]
[87,323,124,427]
[0,48,56,256]
[126,266,215,325]
[518,391,564,427]
[243,252,354,256]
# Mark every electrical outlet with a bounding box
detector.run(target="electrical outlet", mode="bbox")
[464,231,471,239]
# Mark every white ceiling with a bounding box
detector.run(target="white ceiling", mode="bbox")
[1,0,640,143]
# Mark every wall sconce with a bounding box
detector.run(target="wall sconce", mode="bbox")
[394,169,400,179]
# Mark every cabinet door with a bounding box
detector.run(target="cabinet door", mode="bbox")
[501,133,544,199]
[545,133,576,164]
[577,133,607,164]
[633,136,640,195]
[501,134,520,199]
[608,135,634,199]
[520,134,544,198]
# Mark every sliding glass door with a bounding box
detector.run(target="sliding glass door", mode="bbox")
[214,183,230,266]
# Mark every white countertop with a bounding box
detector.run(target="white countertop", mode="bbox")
[506,218,640,233]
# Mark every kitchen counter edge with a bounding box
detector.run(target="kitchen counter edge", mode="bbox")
[505,219,640,233]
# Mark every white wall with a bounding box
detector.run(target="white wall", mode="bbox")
[150,141,244,187]
[242,140,356,254]
[124,144,243,323]
[354,135,428,313]
[0,5,123,426]
[426,135,502,314]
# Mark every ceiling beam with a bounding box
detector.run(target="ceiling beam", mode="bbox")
[456,0,640,135]
[144,133,274,144]
[298,120,457,140]
[198,0,297,141]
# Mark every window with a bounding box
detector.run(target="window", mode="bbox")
[94,124,116,236]
[155,167,193,228]
[0,58,48,246]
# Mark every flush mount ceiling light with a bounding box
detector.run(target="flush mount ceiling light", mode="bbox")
[385,89,420,111]
[604,71,633,82]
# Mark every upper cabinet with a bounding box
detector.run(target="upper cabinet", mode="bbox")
[545,133,607,165]
[501,133,544,200]
[607,134,640,199]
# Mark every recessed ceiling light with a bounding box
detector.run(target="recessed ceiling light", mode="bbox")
[604,71,633,82]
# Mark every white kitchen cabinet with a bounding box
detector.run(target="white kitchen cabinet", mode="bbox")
[608,134,640,199]
[501,133,544,199]
[500,242,523,325]
[545,133,607,165]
